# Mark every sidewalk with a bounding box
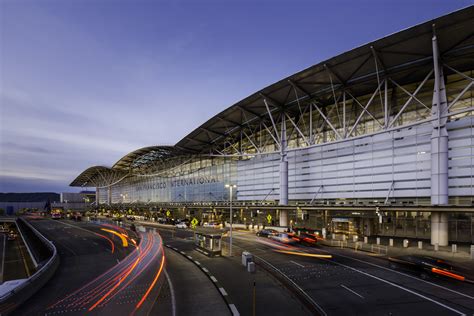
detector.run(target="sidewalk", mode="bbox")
[322,235,473,267]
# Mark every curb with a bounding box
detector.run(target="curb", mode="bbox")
[164,244,239,316]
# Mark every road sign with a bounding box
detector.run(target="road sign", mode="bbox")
[267,214,272,224]
[191,218,198,228]
[166,210,171,217]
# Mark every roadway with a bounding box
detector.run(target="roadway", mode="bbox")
[14,218,150,315]
[232,230,474,315]
[1,223,35,282]
[141,221,474,316]
[13,218,232,316]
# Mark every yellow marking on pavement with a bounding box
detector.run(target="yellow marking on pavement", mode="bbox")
[275,249,332,259]
[17,238,31,277]
[101,228,128,247]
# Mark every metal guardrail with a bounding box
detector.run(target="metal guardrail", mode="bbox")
[0,218,59,315]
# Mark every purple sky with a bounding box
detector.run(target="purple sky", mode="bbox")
[0,0,472,193]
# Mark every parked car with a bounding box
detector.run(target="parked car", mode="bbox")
[256,229,278,238]
[203,222,219,228]
[175,222,187,229]
[269,233,297,245]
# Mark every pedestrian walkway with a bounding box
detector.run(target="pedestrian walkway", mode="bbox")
[323,235,473,269]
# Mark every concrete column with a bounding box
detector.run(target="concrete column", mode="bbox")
[431,212,448,246]
[279,209,288,227]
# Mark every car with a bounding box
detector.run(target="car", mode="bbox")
[388,255,467,281]
[293,232,319,246]
[256,229,278,237]
[175,222,187,229]
[203,222,219,228]
[7,232,17,241]
[72,212,82,221]
[269,233,297,245]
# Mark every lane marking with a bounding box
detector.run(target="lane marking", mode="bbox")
[180,251,185,255]
[219,287,228,296]
[229,303,240,316]
[0,235,5,283]
[194,261,201,265]
[164,269,176,316]
[331,251,474,301]
[210,276,218,282]
[290,260,305,268]
[187,255,192,259]
[340,284,364,299]
[202,267,209,273]
[326,259,466,315]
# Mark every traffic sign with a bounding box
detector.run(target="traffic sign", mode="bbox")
[267,214,272,224]
[191,218,198,228]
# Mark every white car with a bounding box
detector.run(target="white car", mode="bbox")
[269,233,297,245]
[175,222,187,229]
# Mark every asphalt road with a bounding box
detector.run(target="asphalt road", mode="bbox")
[150,247,231,316]
[138,221,474,316]
[2,224,35,282]
[231,230,474,316]
[14,218,145,315]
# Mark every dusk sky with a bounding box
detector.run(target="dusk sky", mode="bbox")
[0,0,472,193]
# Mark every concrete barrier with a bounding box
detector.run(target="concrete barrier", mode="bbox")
[0,218,59,315]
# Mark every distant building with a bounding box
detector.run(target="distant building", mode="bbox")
[0,192,60,214]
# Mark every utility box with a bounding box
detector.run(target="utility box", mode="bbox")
[247,261,256,273]
[242,251,253,267]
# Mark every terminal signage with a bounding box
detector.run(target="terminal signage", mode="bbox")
[135,176,220,192]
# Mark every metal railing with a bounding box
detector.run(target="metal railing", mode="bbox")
[0,218,59,315]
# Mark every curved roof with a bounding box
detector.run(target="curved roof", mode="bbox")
[176,6,474,152]
[71,6,474,187]
[112,146,187,171]
[70,166,120,187]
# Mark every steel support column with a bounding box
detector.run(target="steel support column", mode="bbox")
[430,28,450,249]
[279,117,289,227]
[431,29,449,206]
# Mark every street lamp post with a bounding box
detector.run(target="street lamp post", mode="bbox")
[225,184,237,256]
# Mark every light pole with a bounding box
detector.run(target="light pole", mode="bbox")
[225,184,237,256]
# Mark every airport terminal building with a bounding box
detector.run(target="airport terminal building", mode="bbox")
[71,8,474,245]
